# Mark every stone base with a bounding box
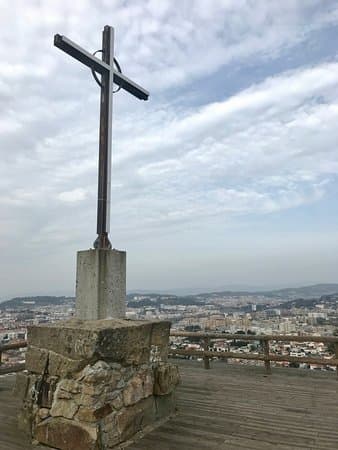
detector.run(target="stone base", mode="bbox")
[16,319,179,450]
[76,249,126,320]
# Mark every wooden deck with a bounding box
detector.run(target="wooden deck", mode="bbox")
[0,373,50,450]
[1,360,338,449]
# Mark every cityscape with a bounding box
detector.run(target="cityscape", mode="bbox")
[2,283,338,373]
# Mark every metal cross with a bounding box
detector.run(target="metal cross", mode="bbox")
[54,25,149,249]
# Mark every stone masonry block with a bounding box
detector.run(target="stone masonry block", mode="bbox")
[122,369,153,407]
[35,417,98,450]
[50,398,79,419]
[28,319,171,366]
[17,401,33,436]
[13,371,29,401]
[25,346,48,374]
[38,376,58,409]
[116,397,156,442]
[21,319,176,449]
[150,321,171,346]
[150,321,171,361]
[48,351,86,377]
[155,392,176,420]
[153,363,180,396]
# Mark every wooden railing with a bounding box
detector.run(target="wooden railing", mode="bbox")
[1,333,338,376]
[169,331,338,375]
[0,340,27,375]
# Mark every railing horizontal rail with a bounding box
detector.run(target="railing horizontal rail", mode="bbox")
[0,341,27,375]
[0,341,27,352]
[170,331,338,343]
[0,363,25,375]
[1,334,338,375]
[170,331,338,374]
[170,348,338,366]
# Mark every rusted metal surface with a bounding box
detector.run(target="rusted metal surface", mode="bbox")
[54,33,149,99]
[54,26,149,249]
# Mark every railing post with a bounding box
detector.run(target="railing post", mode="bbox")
[335,342,338,379]
[261,339,271,375]
[203,337,210,370]
[0,349,2,366]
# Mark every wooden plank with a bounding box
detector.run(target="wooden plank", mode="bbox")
[170,331,338,343]
[261,339,272,374]
[0,363,25,375]
[128,361,338,449]
[1,361,338,449]
[0,375,51,450]
[0,341,27,352]
[170,348,338,366]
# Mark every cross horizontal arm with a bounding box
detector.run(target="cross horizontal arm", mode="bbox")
[112,70,149,100]
[54,34,149,100]
[54,34,110,74]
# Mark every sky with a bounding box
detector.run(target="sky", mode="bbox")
[1,0,338,298]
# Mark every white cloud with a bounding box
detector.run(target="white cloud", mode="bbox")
[104,62,338,232]
[0,1,338,295]
[57,188,87,202]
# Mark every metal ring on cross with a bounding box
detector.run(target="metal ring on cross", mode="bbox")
[91,49,122,93]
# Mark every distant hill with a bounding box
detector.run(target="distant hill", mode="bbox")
[260,284,338,299]
[0,296,74,310]
[276,292,338,310]
[2,284,338,310]
[199,284,338,300]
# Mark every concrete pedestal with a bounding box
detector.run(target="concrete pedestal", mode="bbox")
[76,249,126,320]
[16,319,179,450]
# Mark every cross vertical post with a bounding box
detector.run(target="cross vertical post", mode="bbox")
[95,25,114,250]
[54,25,149,250]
